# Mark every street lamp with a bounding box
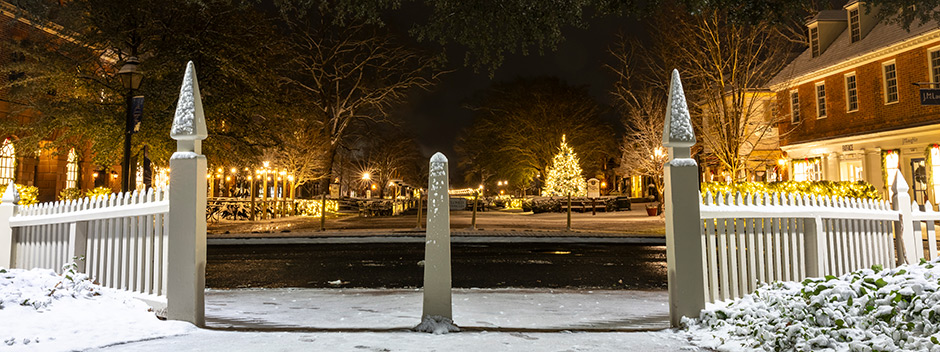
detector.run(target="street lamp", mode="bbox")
[118,57,143,193]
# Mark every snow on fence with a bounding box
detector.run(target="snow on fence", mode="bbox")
[12,189,169,297]
[698,191,898,303]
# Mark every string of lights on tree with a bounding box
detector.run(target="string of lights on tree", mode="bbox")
[541,135,587,197]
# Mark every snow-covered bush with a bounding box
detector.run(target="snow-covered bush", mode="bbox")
[0,261,99,311]
[685,259,940,351]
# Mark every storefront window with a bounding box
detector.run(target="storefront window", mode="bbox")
[931,145,940,206]
[884,149,901,199]
[793,158,822,181]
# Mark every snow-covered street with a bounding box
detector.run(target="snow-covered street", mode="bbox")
[1,266,697,351]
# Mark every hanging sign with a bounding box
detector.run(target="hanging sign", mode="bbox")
[919,89,940,105]
[132,96,145,132]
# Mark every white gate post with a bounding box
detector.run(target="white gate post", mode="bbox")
[891,172,918,265]
[662,69,705,327]
[415,152,459,333]
[167,61,208,326]
[0,183,19,268]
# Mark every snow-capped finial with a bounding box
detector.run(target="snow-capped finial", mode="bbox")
[430,152,448,163]
[663,69,696,148]
[2,182,19,205]
[171,61,208,142]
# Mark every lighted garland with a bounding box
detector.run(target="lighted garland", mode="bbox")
[701,181,882,200]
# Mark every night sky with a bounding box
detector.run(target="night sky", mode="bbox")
[395,14,642,159]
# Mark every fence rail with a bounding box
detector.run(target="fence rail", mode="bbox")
[9,188,170,305]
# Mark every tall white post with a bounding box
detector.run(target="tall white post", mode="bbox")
[662,69,705,327]
[891,171,918,265]
[416,152,459,333]
[167,61,208,326]
[0,183,19,268]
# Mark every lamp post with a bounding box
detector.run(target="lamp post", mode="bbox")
[118,57,143,193]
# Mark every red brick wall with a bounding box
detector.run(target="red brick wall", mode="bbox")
[778,40,940,146]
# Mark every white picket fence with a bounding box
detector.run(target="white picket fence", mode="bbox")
[7,188,170,304]
[698,191,901,303]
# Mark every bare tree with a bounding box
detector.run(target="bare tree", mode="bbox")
[617,89,667,206]
[645,6,795,181]
[279,21,444,193]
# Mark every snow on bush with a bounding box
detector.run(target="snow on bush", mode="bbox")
[685,259,940,352]
[1,262,193,349]
[0,262,99,311]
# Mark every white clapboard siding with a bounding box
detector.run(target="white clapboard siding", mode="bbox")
[10,188,170,300]
[911,202,940,261]
[700,191,898,303]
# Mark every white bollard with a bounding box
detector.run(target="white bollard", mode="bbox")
[662,69,705,327]
[415,152,459,334]
[167,61,208,326]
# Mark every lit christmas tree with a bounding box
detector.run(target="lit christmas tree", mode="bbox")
[541,135,587,197]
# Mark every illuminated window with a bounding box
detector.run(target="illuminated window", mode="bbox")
[884,149,901,199]
[0,139,14,186]
[883,61,898,104]
[845,73,858,112]
[793,158,822,181]
[66,149,79,189]
[790,90,800,123]
[849,8,861,42]
[931,146,940,204]
[815,82,826,118]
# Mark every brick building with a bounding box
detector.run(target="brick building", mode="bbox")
[1,2,105,202]
[768,1,940,206]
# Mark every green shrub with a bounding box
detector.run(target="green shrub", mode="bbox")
[701,181,881,200]
[85,186,113,200]
[58,187,83,201]
[523,198,561,213]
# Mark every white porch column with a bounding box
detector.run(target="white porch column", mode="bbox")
[662,69,705,327]
[825,153,841,181]
[863,148,884,193]
[167,61,208,327]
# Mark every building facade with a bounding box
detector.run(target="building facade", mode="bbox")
[768,1,940,207]
[1,2,108,202]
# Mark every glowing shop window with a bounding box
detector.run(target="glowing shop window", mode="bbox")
[932,146,940,203]
[66,149,79,189]
[793,158,822,181]
[0,139,15,186]
[840,160,863,182]
[884,150,900,199]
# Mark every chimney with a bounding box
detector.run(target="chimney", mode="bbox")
[844,1,879,43]
[807,10,847,58]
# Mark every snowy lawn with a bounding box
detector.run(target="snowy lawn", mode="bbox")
[685,258,940,352]
[0,264,193,351]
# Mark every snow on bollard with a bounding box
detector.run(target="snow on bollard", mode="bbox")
[662,69,705,328]
[415,152,459,334]
[167,61,208,327]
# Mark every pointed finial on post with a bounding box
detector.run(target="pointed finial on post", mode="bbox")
[2,183,19,205]
[663,69,696,153]
[171,61,208,155]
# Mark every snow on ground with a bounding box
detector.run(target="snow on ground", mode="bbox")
[685,258,940,352]
[1,266,698,351]
[0,265,193,351]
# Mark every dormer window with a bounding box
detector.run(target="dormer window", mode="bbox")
[810,26,820,57]
[849,8,861,42]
